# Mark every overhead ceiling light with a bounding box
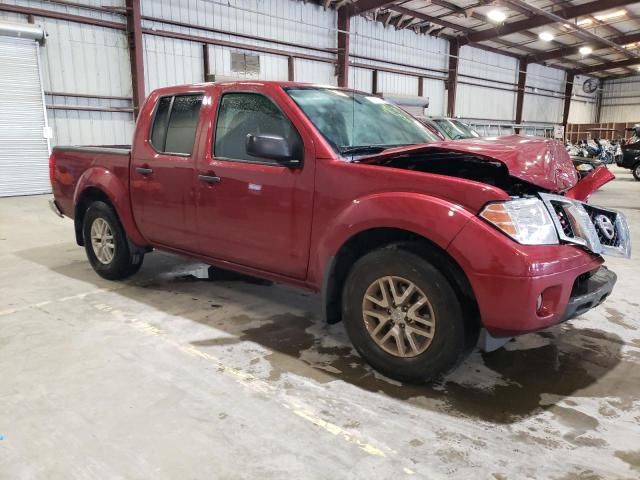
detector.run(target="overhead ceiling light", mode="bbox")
[539,31,554,42]
[579,46,593,56]
[636,65,640,71]
[487,9,507,23]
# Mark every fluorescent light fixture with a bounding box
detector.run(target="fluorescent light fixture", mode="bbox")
[577,9,627,26]
[579,46,593,56]
[538,31,554,42]
[636,65,640,71]
[487,9,507,23]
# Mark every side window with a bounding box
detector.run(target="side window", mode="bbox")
[149,94,203,155]
[150,96,172,152]
[214,92,302,163]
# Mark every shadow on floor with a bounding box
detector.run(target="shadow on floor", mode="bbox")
[17,244,633,424]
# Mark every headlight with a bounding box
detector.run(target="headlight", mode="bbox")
[480,198,559,245]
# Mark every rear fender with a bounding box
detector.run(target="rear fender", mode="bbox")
[565,166,615,202]
[309,192,476,286]
[74,166,146,246]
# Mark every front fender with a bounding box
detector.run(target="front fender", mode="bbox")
[309,192,475,286]
[74,167,146,246]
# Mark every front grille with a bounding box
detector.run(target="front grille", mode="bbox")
[539,192,631,258]
[584,205,620,247]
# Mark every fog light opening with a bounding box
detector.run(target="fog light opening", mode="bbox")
[536,294,543,314]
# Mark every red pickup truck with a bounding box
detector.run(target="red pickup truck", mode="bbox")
[49,81,631,383]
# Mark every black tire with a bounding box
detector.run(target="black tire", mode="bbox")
[83,201,144,280]
[342,246,467,384]
[633,162,640,181]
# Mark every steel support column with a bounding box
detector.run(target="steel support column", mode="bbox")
[447,41,459,117]
[515,60,527,132]
[288,56,295,81]
[337,7,350,88]
[203,44,210,81]
[562,71,576,127]
[595,79,604,123]
[126,0,145,118]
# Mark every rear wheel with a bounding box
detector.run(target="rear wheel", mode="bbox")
[633,162,640,181]
[342,246,467,383]
[83,201,144,280]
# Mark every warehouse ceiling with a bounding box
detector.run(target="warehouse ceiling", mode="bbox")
[311,0,640,78]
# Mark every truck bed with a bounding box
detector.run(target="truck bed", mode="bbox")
[50,145,132,218]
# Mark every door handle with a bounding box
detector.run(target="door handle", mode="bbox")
[199,175,221,184]
[136,167,153,175]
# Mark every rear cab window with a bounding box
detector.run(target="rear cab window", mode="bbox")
[149,93,203,155]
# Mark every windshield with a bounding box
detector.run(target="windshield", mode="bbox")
[285,87,439,156]
[433,119,480,140]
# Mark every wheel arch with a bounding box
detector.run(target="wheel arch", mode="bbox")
[73,167,146,246]
[321,227,481,345]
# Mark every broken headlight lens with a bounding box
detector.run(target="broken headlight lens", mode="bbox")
[480,198,559,245]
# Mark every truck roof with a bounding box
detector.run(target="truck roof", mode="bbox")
[150,80,348,96]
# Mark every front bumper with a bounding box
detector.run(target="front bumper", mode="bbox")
[562,266,616,321]
[447,215,617,337]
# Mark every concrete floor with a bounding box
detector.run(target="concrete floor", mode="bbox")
[1,167,639,479]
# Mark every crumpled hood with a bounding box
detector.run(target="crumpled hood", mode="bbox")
[357,135,579,192]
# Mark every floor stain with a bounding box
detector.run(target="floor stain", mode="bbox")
[614,450,640,471]
[604,307,637,330]
[204,312,633,424]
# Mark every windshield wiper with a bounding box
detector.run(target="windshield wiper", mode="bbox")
[340,144,416,156]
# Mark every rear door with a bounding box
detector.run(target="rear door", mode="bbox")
[130,92,203,250]
[194,85,315,279]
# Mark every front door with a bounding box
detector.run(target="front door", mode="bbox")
[130,93,203,250]
[195,87,315,279]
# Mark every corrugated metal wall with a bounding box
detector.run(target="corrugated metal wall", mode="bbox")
[600,76,640,123]
[2,0,617,146]
[350,16,447,116]
[569,75,599,124]
[456,46,517,121]
[522,63,565,124]
[141,0,336,89]
[3,0,133,146]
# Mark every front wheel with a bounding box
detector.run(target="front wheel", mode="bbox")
[342,246,467,383]
[633,163,640,181]
[83,201,144,280]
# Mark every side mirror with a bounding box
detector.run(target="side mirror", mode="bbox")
[246,134,301,167]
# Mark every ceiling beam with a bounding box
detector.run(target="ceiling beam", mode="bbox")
[459,0,631,45]
[579,57,640,75]
[503,0,639,61]
[344,0,397,17]
[527,32,640,63]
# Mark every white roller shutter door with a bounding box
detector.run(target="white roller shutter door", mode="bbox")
[0,36,51,197]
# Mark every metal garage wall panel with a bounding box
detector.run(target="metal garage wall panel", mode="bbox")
[46,95,134,147]
[39,20,131,97]
[456,46,517,121]
[600,76,640,123]
[144,34,203,92]
[349,67,372,93]
[294,59,336,85]
[423,77,445,116]
[351,16,448,73]
[142,0,336,50]
[569,75,598,124]
[377,72,419,97]
[0,37,51,197]
[522,64,565,124]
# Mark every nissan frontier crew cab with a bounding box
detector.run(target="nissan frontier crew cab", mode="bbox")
[49,81,631,383]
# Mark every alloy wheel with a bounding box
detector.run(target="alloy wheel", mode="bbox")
[90,217,115,264]
[361,275,436,358]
